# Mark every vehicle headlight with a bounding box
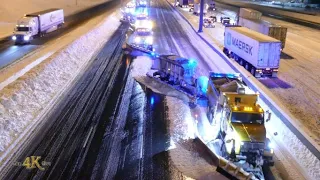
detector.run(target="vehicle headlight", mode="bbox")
[134,37,141,43]
[268,142,274,149]
[24,36,30,41]
[12,36,16,40]
[146,37,153,44]
[147,21,153,29]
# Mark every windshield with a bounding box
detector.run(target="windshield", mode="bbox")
[16,27,29,31]
[137,32,151,36]
[136,29,152,36]
[231,112,264,124]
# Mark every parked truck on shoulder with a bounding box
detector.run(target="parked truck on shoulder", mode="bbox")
[238,8,287,49]
[239,8,262,20]
[193,3,208,15]
[223,26,281,78]
[12,9,64,45]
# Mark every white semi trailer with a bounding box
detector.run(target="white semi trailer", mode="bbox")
[239,8,262,20]
[223,26,281,78]
[238,17,287,49]
[193,3,208,15]
[238,8,287,49]
[12,9,64,45]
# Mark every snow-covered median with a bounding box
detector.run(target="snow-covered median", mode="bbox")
[0,12,121,158]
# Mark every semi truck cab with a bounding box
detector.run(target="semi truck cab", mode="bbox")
[12,17,39,44]
[12,9,64,45]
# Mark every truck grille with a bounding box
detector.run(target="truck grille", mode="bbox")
[241,142,264,152]
[15,35,24,41]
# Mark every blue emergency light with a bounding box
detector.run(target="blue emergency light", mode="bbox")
[210,72,240,79]
[187,58,198,68]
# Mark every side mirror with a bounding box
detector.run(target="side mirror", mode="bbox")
[226,139,232,143]
[266,110,271,122]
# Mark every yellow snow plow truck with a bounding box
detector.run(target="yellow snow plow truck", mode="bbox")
[206,72,274,178]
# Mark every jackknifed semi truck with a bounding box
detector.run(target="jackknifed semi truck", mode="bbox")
[12,9,64,44]
[223,26,281,78]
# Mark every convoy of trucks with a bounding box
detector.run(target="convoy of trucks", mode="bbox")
[223,26,281,77]
[12,9,64,45]
[148,53,274,179]
[238,8,287,49]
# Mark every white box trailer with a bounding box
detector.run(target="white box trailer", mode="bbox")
[239,8,262,20]
[223,27,281,77]
[13,9,64,44]
[193,3,208,15]
[179,0,193,7]
[238,17,287,49]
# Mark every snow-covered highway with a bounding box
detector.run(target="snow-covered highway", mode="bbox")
[0,0,319,179]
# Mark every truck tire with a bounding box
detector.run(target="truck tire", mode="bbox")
[245,63,250,70]
[271,71,278,78]
[222,47,228,56]
[231,53,236,60]
[239,59,244,66]
[251,67,256,76]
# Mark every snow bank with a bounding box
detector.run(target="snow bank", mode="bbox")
[264,105,320,179]
[0,13,121,155]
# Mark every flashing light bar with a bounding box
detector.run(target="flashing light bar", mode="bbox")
[209,72,240,79]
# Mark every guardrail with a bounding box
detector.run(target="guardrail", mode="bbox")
[166,0,320,161]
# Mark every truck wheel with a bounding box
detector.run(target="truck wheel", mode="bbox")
[239,59,244,66]
[245,63,250,70]
[222,48,228,56]
[230,53,235,59]
[271,71,278,78]
[251,67,256,76]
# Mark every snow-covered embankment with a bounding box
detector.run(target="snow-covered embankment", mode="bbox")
[0,12,121,163]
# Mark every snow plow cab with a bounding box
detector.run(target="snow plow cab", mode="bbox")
[206,73,274,169]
